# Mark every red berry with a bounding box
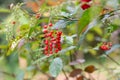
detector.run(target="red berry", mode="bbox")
[100,45,108,51]
[51,38,56,41]
[81,4,91,10]
[49,23,53,27]
[57,43,61,46]
[43,29,48,33]
[44,51,48,55]
[44,40,49,45]
[48,33,52,37]
[58,47,62,51]
[50,47,53,51]
[81,0,91,2]
[49,43,53,47]
[50,51,53,54]
[43,25,48,29]
[44,46,48,50]
[55,49,59,53]
[58,31,62,35]
[53,41,57,44]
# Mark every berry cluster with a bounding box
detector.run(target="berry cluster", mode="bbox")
[100,42,112,51]
[80,0,91,10]
[43,23,62,55]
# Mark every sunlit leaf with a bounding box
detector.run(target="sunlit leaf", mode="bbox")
[52,20,67,29]
[49,57,63,77]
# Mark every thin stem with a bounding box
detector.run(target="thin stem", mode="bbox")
[62,69,69,80]
[105,54,120,66]
[0,71,15,78]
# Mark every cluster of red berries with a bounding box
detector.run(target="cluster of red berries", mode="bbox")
[43,23,62,55]
[100,42,112,51]
[80,0,91,10]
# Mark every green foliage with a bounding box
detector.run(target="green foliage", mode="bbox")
[49,57,63,77]
[1,0,120,80]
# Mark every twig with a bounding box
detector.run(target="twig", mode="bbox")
[62,69,69,80]
[105,54,120,66]
[0,71,15,78]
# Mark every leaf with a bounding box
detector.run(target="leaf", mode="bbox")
[69,69,82,77]
[77,6,102,48]
[77,18,99,48]
[77,75,84,80]
[78,6,102,34]
[49,57,63,77]
[16,70,25,80]
[65,36,74,45]
[52,20,67,29]
[84,65,97,73]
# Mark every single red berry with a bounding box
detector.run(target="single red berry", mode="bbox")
[81,0,91,2]
[58,31,62,35]
[48,33,53,37]
[49,43,53,47]
[50,47,53,51]
[12,21,16,24]
[44,40,49,45]
[58,47,62,51]
[44,46,48,50]
[42,29,48,33]
[50,51,53,54]
[55,49,59,53]
[51,38,56,41]
[56,37,61,40]
[81,4,91,10]
[56,40,60,43]
[53,41,57,44]
[43,25,48,29]
[100,45,108,51]
[57,43,61,46]
[49,23,53,27]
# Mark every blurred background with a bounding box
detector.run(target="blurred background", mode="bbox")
[0,0,120,80]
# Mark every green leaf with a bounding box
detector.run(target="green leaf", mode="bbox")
[16,70,25,80]
[52,20,67,29]
[78,6,102,34]
[77,19,99,48]
[49,57,63,77]
[64,36,74,45]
